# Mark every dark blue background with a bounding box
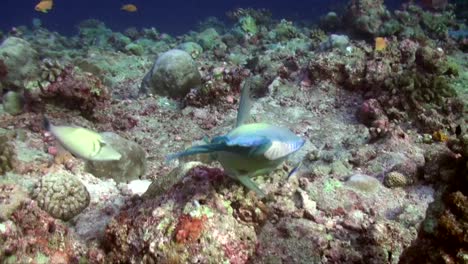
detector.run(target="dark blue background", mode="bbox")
[1,0,404,36]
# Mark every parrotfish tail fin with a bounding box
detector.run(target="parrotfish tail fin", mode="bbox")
[237,175,266,198]
[235,82,253,128]
[166,143,226,162]
[43,115,51,131]
[287,161,303,180]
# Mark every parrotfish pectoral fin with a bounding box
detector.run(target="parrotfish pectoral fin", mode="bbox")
[235,83,253,128]
[236,175,266,198]
[202,135,210,144]
[247,140,273,157]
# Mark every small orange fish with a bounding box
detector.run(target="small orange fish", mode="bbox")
[433,130,449,142]
[121,4,137,12]
[35,0,53,13]
[375,37,387,51]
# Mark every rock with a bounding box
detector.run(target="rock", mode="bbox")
[0,37,40,87]
[85,132,147,183]
[73,173,124,242]
[423,144,455,182]
[124,179,152,196]
[143,161,202,199]
[345,173,381,192]
[0,183,28,221]
[253,218,325,263]
[297,189,317,219]
[2,91,24,115]
[140,49,201,98]
[31,170,90,221]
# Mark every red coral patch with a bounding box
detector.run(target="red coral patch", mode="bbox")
[174,214,207,244]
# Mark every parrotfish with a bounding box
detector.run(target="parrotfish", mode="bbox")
[167,85,305,197]
[44,117,122,161]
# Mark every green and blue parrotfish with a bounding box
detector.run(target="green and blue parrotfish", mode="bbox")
[167,85,305,197]
[44,117,122,161]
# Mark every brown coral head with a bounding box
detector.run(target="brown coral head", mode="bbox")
[0,59,7,80]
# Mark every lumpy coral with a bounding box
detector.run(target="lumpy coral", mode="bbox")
[0,133,17,175]
[39,58,64,83]
[31,170,90,221]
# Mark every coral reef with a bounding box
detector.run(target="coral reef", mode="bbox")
[0,1,466,262]
[344,0,392,37]
[105,165,259,263]
[1,200,104,263]
[184,66,249,109]
[31,170,90,221]
[309,37,461,134]
[36,65,111,118]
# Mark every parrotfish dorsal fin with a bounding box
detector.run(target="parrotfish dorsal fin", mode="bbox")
[235,83,253,128]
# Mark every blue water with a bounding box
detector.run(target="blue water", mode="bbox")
[1,0,404,36]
